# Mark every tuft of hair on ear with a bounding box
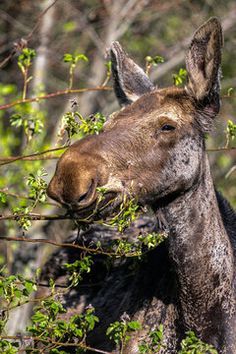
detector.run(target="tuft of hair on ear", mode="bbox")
[110,41,154,106]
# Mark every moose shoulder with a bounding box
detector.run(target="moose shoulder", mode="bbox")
[47,18,236,353]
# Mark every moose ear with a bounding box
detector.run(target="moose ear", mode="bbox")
[110,41,154,106]
[185,17,223,106]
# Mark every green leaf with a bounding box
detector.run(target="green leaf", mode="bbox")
[226,119,236,140]
[0,192,7,204]
[127,321,142,331]
[0,84,17,95]
[63,20,77,32]
[63,53,74,62]
[31,311,48,323]
[24,279,37,294]
[172,68,187,86]
[18,48,36,68]
[145,55,164,65]
[63,53,88,64]
[74,54,88,63]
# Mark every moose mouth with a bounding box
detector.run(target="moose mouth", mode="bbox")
[66,191,123,223]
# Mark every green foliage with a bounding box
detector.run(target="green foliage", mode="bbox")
[0,83,17,97]
[58,111,106,143]
[106,317,142,350]
[79,112,106,136]
[138,232,167,249]
[26,168,48,203]
[0,339,19,354]
[139,325,164,353]
[145,55,164,65]
[225,119,236,147]
[18,48,36,71]
[10,103,45,143]
[108,231,167,257]
[27,302,99,351]
[59,111,80,142]
[10,112,44,142]
[64,256,93,287]
[9,169,47,231]
[0,274,37,334]
[104,197,139,233]
[63,20,77,33]
[145,55,164,75]
[17,48,36,99]
[11,169,48,231]
[112,238,136,256]
[0,191,7,204]
[63,53,88,65]
[179,331,218,354]
[12,205,32,231]
[173,68,187,86]
[63,53,88,89]
[29,298,66,334]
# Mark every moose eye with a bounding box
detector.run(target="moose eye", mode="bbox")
[161,124,176,132]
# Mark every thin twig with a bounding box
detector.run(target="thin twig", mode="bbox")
[0,235,112,255]
[0,145,69,166]
[0,336,113,354]
[225,165,236,179]
[0,86,111,111]
[0,154,59,163]
[206,146,236,152]
[0,235,147,258]
[0,213,69,221]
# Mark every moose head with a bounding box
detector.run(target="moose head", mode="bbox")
[47,18,223,219]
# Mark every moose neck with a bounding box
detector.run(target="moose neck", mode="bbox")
[158,152,236,345]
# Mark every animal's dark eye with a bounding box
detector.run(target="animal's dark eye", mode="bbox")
[161,124,176,132]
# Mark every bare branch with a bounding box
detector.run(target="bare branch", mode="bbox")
[0,145,68,166]
[0,86,111,111]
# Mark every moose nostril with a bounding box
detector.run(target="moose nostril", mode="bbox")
[76,178,97,207]
[77,190,90,204]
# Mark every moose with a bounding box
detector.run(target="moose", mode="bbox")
[47,18,236,353]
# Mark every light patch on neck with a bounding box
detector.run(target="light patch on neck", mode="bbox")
[126,92,140,102]
[102,174,124,193]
